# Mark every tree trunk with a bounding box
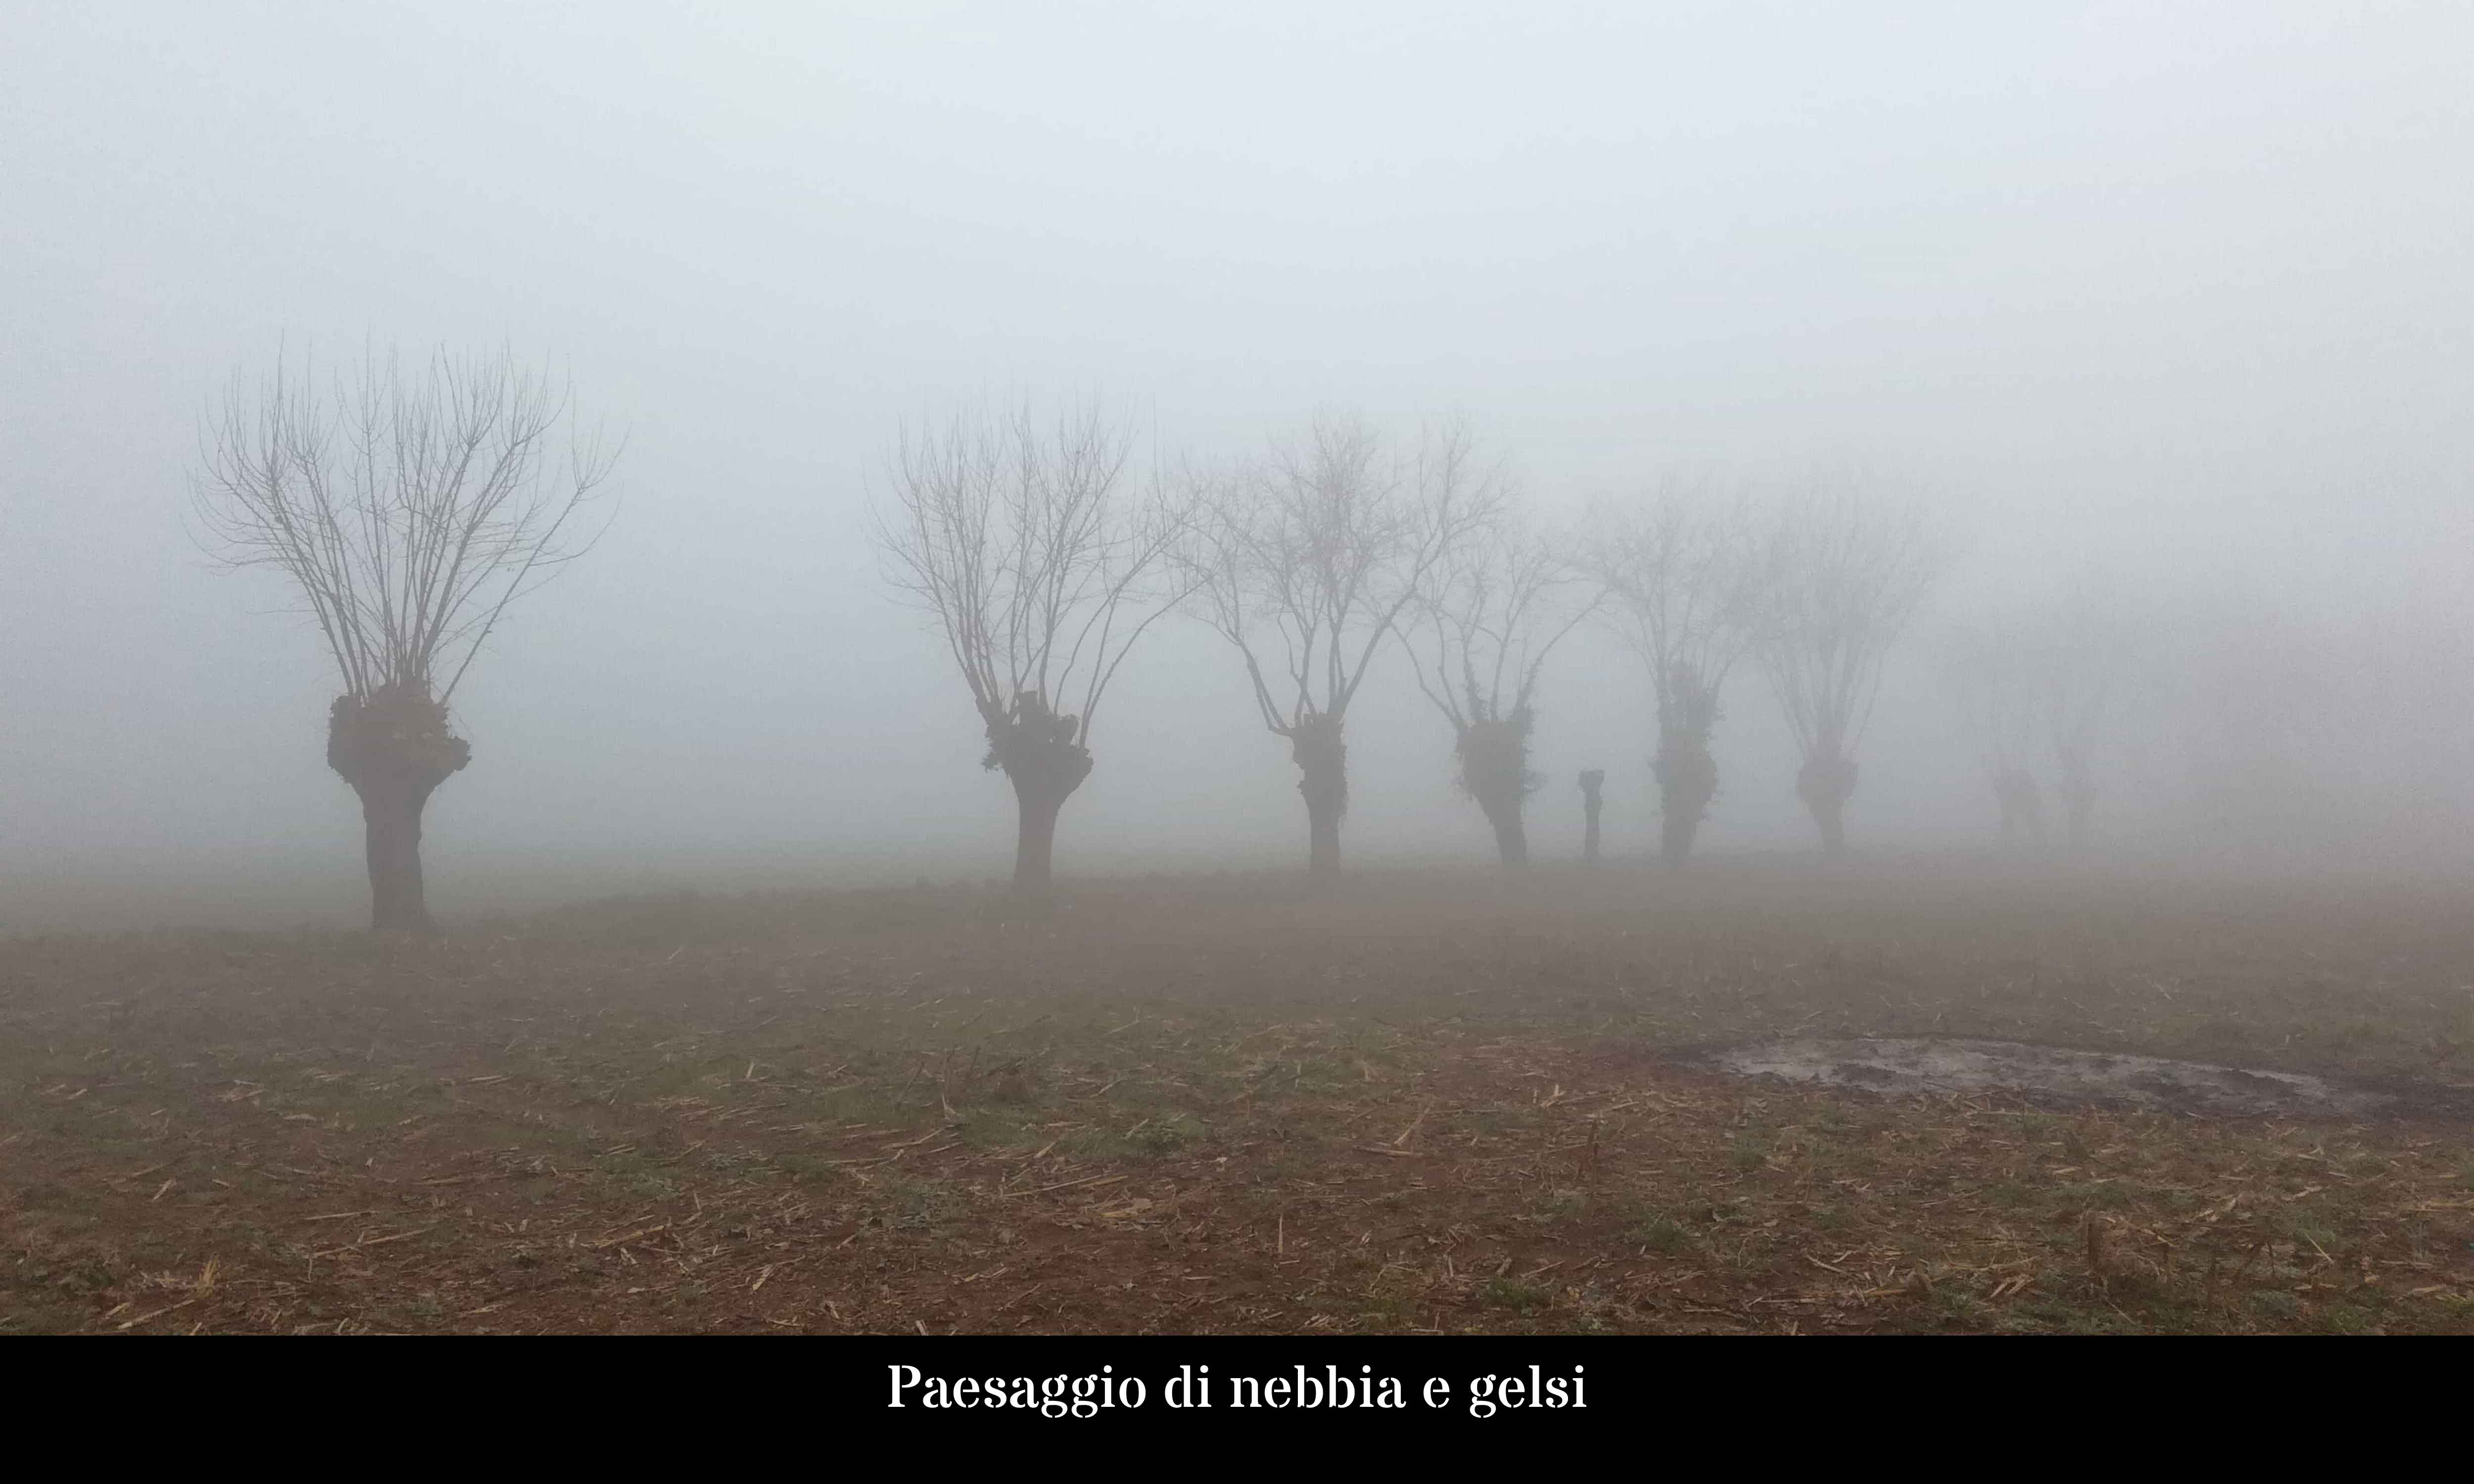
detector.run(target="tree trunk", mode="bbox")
[1304,792,1343,875]
[1480,796,1530,868]
[1994,767,2048,850]
[1578,770,1604,867]
[1456,717,1535,872]
[2056,748,2093,850]
[328,687,469,935]
[1289,714,1348,879]
[1809,797,1847,856]
[357,783,435,933]
[1010,780,1069,895]
[1797,752,1858,858]
[981,692,1093,898]
[1653,725,1718,868]
[1659,811,1702,868]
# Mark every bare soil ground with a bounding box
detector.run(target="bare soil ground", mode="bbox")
[4,858,2472,1334]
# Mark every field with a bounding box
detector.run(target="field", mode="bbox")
[4,858,2473,1335]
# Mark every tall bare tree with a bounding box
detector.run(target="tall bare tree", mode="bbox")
[2036,571,2143,849]
[193,346,615,932]
[1183,414,1504,877]
[1577,768,1606,866]
[1758,480,1937,856]
[875,402,1189,895]
[1401,527,1595,867]
[1942,617,2046,846]
[1576,484,1770,865]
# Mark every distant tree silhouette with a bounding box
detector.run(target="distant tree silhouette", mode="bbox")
[1758,479,1937,856]
[1577,485,1769,865]
[1946,574,2143,851]
[1943,616,2047,847]
[2037,572,2144,850]
[1183,415,1502,878]
[1578,768,1606,866]
[1400,525,1593,868]
[193,346,616,932]
[875,402,1190,895]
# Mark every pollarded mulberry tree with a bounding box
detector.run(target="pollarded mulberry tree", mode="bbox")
[1946,573,2146,851]
[1577,484,1771,865]
[1183,415,1504,878]
[1758,479,1938,856]
[2036,572,2145,850]
[1401,526,1594,868]
[874,402,1191,895]
[193,346,616,932]
[1942,616,2048,846]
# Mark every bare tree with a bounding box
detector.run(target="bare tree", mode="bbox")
[1942,574,2143,852]
[192,346,615,932]
[1758,480,1937,856]
[1942,617,2046,846]
[2036,571,2143,849]
[1183,414,1504,877]
[1576,484,1770,865]
[1577,768,1606,866]
[1400,526,1594,867]
[875,402,1189,895]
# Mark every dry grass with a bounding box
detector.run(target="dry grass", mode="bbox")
[3,857,2471,1334]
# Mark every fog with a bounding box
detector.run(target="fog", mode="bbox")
[6,2,2473,930]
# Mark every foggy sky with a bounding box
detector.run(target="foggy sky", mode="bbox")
[5,3,2473,927]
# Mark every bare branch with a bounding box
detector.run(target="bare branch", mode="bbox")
[1178,412,1509,737]
[1399,517,1594,735]
[191,344,618,706]
[1572,476,1772,726]
[1756,474,1939,764]
[871,399,1188,750]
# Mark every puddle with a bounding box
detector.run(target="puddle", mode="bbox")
[1708,1037,2414,1118]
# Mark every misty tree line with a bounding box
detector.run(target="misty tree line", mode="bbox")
[879,402,1952,893]
[189,348,2206,932]
[1939,577,2141,852]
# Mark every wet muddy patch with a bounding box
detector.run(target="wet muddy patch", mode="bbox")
[1702,1037,2468,1120]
